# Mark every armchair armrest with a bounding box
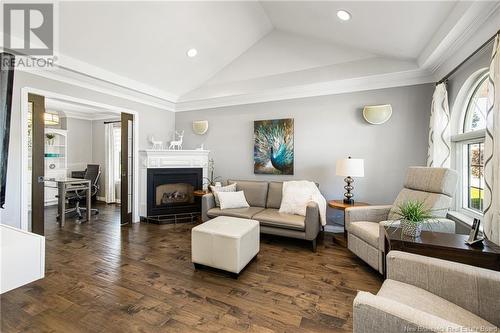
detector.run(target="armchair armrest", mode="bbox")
[345,205,392,230]
[386,251,500,327]
[353,291,465,333]
[201,193,215,222]
[304,201,321,241]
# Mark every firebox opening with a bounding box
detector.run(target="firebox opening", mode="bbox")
[155,183,194,206]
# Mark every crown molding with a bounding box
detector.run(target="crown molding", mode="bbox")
[20,67,176,112]
[418,1,500,77]
[174,68,435,112]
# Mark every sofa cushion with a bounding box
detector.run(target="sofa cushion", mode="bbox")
[228,180,268,207]
[207,207,265,219]
[253,208,305,231]
[378,279,496,330]
[348,221,379,248]
[266,182,283,209]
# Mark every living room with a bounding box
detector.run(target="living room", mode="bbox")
[1,1,499,332]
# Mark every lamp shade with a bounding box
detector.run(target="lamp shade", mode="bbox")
[363,104,392,125]
[336,158,364,177]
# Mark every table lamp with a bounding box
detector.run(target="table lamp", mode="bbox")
[336,157,364,204]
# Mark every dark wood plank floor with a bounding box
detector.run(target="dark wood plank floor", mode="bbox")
[1,203,382,332]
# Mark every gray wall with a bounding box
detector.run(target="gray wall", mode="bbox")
[66,117,93,174]
[2,71,175,228]
[176,84,433,223]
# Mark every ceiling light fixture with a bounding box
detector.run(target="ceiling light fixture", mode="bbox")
[186,48,198,58]
[336,10,351,21]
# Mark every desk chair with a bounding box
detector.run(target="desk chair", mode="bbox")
[66,164,101,219]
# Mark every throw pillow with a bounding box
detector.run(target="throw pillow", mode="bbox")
[210,183,237,207]
[218,191,250,210]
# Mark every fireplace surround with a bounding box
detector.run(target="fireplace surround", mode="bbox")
[139,149,210,221]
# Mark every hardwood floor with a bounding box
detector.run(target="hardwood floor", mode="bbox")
[1,203,382,332]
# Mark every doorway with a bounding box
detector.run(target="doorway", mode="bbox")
[22,89,139,234]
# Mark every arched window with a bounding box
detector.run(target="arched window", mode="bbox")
[463,74,488,133]
[452,70,489,217]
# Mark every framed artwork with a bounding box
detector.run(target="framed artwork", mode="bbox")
[254,118,294,175]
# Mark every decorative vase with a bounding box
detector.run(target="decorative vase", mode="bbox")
[401,219,422,237]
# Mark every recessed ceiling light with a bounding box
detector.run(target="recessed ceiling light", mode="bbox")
[337,10,351,21]
[187,48,198,58]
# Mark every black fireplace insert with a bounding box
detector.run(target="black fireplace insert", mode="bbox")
[147,168,202,217]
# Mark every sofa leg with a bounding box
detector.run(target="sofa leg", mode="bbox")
[311,239,317,252]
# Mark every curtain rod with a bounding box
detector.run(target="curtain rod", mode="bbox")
[103,120,121,124]
[437,30,499,85]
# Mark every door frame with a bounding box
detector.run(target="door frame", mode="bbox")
[20,87,140,231]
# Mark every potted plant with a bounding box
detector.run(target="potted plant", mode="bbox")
[392,200,434,237]
[203,158,222,190]
[45,133,55,146]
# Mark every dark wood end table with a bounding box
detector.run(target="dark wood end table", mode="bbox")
[328,200,370,244]
[384,227,500,274]
[193,190,209,197]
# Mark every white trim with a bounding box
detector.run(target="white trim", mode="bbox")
[451,129,486,142]
[418,1,500,74]
[453,136,485,221]
[20,87,141,231]
[450,68,488,220]
[21,68,176,112]
[175,68,435,112]
[57,53,178,103]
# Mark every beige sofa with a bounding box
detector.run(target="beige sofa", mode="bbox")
[345,167,458,273]
[202,180,322,251]
[353,251,500,332]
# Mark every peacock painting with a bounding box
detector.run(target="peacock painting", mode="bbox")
[254,119,294,175]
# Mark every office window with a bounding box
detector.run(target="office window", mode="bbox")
[113,127,121,183]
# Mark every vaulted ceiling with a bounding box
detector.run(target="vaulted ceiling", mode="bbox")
[6,1,500,111]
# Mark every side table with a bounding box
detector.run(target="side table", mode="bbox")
[384,227,500,274]
[328,200,370,239]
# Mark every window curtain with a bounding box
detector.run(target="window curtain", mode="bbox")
[484,34,500,245]
[427,82,451,167]
[104,123,117,203]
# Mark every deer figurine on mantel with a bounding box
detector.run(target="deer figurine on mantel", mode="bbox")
[149,136,163,150]
[169,130,184,150]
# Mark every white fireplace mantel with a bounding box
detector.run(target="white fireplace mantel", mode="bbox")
[139,149,210,218]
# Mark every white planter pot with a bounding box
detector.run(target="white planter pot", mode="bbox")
[401,219,423,238]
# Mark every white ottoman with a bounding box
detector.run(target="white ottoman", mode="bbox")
[191,216,259,276]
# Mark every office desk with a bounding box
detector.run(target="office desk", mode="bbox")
[45,178,91,226]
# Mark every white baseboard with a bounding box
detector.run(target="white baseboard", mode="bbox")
[96,196,120,204]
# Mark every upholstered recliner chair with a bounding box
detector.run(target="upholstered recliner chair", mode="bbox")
[345,167,459,273]
[353,251,500,332]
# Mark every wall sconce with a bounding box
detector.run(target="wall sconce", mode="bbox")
[192,120,208,135]
[363,104,392,125]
